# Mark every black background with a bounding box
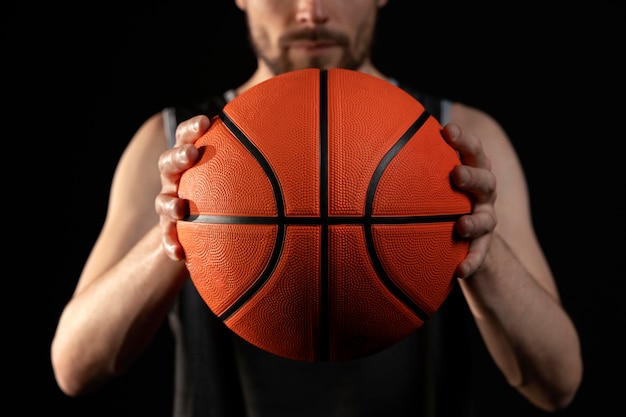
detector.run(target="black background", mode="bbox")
[5,1,624,416]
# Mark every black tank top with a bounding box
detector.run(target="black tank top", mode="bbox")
[164,79,475,417]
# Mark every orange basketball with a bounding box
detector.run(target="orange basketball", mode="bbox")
[177,68,471,362]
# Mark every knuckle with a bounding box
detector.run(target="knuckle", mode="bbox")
[157,151,172,173]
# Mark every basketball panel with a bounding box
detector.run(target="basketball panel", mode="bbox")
[373,116,472,216]
[372,223,468,314]
[222,69,321,217]
[178,223,277,316]
[328,225,425,361]
[225,225,322,362]
[327,68,427,216]
[178,119,277,217]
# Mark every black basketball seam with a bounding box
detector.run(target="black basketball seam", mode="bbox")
[216,112,287,321]
[319,69,330,361]
[184,214,463,224]
[364,111,433,322]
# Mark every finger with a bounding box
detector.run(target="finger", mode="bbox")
[175,115,212,146]
[155,193,188,220]
[451,165,497,198]
[158,144,200,178]
[161,217,185,261]
[456,233,492,279]
[455,211,497,239]
[442,123,491,170]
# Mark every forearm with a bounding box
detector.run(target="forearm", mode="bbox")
[51,225,188,396]
[458,233,582,411]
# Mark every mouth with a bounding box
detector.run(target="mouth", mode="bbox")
[289,40,339,56]
[281,28,347,58]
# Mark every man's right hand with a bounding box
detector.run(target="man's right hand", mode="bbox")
[155,115,212,261]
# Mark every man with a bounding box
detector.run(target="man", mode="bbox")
[52,1,582,416]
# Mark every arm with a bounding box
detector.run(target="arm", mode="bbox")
[444,105,583,412]
[50,113,197,396]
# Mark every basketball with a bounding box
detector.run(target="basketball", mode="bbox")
[177,68,472,362]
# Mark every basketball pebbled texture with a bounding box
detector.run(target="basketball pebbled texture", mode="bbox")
[177,68,472,362]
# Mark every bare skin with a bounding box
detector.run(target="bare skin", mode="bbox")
[51,0,582,412]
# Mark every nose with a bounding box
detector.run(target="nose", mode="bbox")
[296,0,329,25]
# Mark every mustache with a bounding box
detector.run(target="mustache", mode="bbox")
[279,27,349,47]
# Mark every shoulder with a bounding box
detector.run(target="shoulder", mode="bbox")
[97,111,169,256]
[449,102,519,167]
[110,111,169,219]
[449,102,504,139]
[119,112,169,170]
[448,101,529,221]
[449,101,536,248]
[120,90,229,172]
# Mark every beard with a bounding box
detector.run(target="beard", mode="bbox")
[247,23,375,76]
